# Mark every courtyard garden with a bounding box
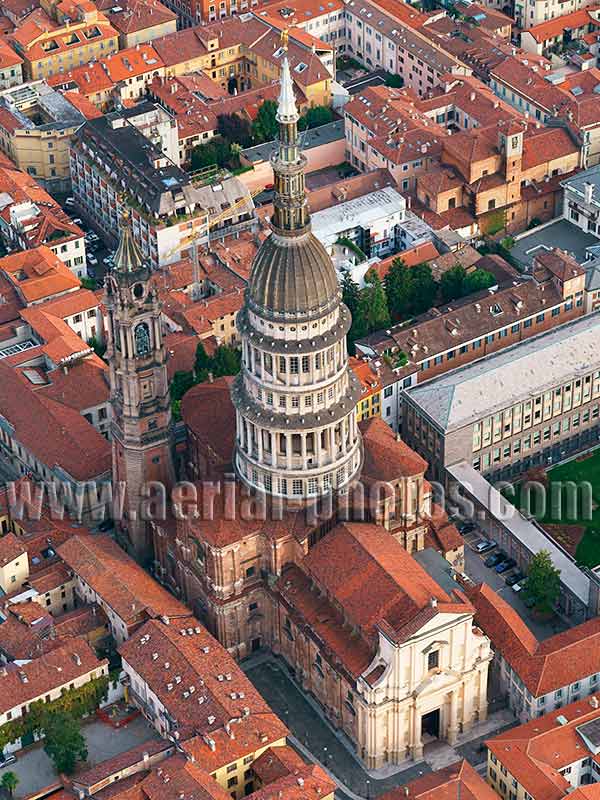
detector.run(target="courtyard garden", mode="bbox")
[504,450,600,568]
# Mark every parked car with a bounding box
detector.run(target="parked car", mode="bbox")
[485,552,505,568]
[474,538,496,553]
[512,581,524,593]
[98,518,114,532]
[0,753,17,769]
[505,571,524,587]
[72,217,83,226]
[496,557,516,574]
[88,254,97,266]
[65,196,75,207]
[461,521,477,534]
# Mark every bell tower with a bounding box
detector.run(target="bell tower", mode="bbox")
[105,216,174,564]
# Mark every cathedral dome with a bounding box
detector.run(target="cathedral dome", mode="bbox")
[248,228,340,320]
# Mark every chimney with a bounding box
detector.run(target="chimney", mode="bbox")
[584,181,594,205]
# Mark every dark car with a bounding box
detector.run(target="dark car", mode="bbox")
[485,552,505,568]
[496,557,516,574]
[98,518,114,532]
[475,538,497,553]
[505,571,524,587]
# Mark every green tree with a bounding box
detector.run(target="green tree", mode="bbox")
[1,771,19,797]
[384,257,413,320]
[43,712,87,775]
[217,113,253,148]
[384,72,404,88]
[211,345,241,377]
[358,270,390,333]
[194,341,211,377]
[464,268,495,294]
[409,263,437,315]
[298,105,334,130]
[341,270,367,351]
[191,137,231,170]
[440,264,467,302]
[524,549,561,614]
[251,100,278,143]
[87,336,106,360]
[170,370,195,402]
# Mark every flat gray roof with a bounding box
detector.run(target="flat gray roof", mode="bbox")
[448,461,590,604]
[511,219,600,268]
[561,164,600,202]
[405,313,600,432]
[242,120,344,164]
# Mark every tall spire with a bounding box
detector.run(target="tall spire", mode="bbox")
[271,56,308,233]
[277,57,299,125]
[114,215,144,274]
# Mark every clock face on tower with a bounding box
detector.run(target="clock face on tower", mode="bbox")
[135,322,151,356]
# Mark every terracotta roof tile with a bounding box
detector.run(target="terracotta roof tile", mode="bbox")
[0,637,107,715]
[58,535,190,625]
[119,617,288,750]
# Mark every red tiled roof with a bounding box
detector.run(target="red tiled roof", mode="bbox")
[119,617,288,750]
[382,759,498,800]
[469,583,600,695]
[181,376,236,465]
[526,6,600,43]
[0,531,25,566]
[486,694,600,800]
[0,637,107,715]
[0,360,111,481]
[302,521,470,643]
[360,416,428,482]
[58,535,190,625]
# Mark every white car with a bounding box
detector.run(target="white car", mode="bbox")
[65,197,75,207]
[88,254,98,266]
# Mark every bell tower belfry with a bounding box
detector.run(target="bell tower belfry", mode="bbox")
[105,216,174,563]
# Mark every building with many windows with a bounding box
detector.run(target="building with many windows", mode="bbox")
[0,81,91,193]
[402,306,599,484]
[486,694,600,798]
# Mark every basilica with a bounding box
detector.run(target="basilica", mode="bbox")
[106,57,491,769]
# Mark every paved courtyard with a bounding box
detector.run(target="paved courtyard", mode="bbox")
[511,218,599,268]
[8,714,160,799]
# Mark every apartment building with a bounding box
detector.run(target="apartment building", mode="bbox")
[70,104,254,267]
[8,0,118,80]
[356,250,586,426]
[491,61,600,168]
[563,165,600,237]
[350,356,382,421]
[152,14,334,107]
[0,638,108,754]
[343,0,469,97]
[0,81,90,193]
[520,6,600,54]
[486,694,600,798]
[402,311,600,483]
[99,44,166,104]
[0,39,23,89]
[513,0,599,29]
[119,618,288,767]
[471,583,600,723]
[0,164,87,277]
[95,0,177,48]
